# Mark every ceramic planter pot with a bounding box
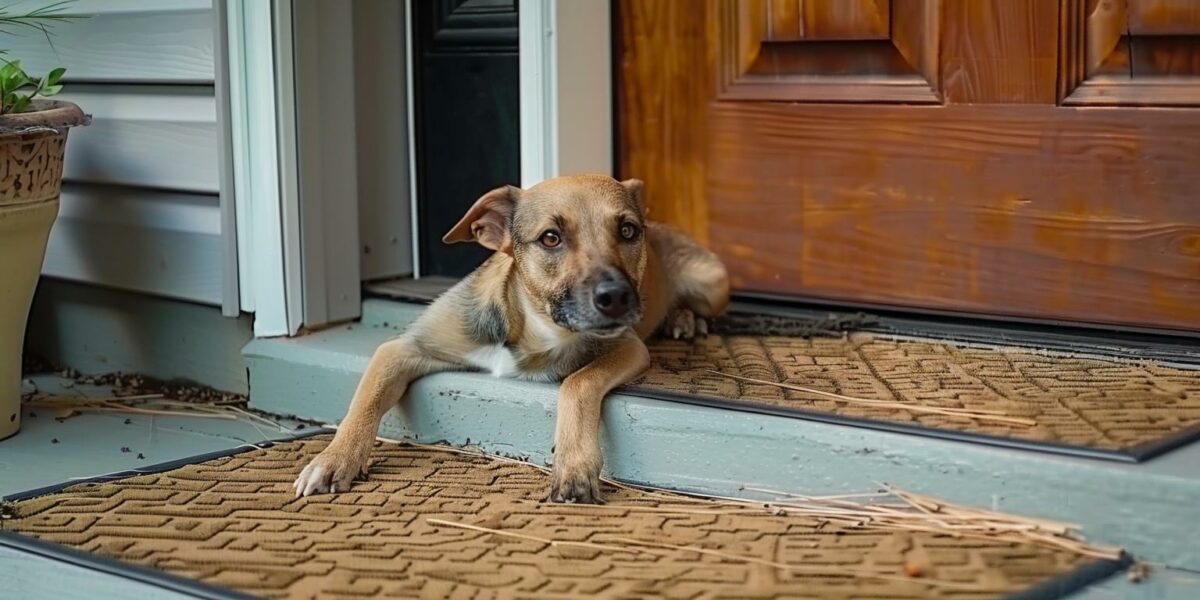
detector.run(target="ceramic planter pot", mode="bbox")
[0,100,88,440]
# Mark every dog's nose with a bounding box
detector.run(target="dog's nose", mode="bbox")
[593,279,634,319]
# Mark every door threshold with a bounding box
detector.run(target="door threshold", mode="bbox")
[365,278,1200,368]
[736,296,1200,368]
[364,276,457,304]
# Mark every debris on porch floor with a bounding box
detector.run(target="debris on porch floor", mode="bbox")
[1,372,309,499]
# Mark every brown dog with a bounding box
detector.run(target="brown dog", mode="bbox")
[294,174,729,503]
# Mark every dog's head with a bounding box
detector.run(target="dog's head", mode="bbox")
[443,174,648,336]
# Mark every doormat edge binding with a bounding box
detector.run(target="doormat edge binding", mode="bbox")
[1,428,333,503]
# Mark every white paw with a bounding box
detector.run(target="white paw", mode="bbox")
[668,309,709,341]
[293,446,367,497]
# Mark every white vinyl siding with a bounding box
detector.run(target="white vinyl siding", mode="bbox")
[56,87,219,193]
[4,3,215,83]
[47,186,224,304]
[21,1,227,306]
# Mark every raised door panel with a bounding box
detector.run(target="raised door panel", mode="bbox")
[765,0,890,41]
[720,0,940,102]
[1062,0,1200,105]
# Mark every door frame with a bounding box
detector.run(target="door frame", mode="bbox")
[518,0,615,187]
[225,0,616,334]
[222,0,302,337]
[224,0,422,335]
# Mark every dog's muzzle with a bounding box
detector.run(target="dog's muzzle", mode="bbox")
[551,267,642,333]
[592,278,634,320]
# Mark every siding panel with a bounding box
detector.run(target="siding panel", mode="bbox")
[43,185,224,304]
[4,5,214,83]
[33,1,227,307]
[59,88,219,193]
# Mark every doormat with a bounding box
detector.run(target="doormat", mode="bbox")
[631,317,1200,461]
[2,435,1124,600]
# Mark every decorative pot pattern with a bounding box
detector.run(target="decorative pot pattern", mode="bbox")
[0,101,87,440]
[1,133,67,206]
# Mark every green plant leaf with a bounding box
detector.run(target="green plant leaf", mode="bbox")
[4,73,32,94]
[39,83,62,96]
[45,66,65,85]
[3,72,23,93]
[1,59,33,89]
[10,92,30,113]
[0,58,20,79]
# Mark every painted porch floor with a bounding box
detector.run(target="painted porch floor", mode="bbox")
[0,374,305,599]
[3,301,1199,597]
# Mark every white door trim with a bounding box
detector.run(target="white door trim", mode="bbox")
[291,0,363,326]
[227,0,393,335]
[518,0,613,187]
[212,0,241,317]
[224,0,298,337]
[405,0,422,278]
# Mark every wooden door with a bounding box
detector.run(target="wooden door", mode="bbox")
[617,0,1200,332]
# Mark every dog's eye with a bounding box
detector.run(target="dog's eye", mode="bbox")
[539,230,562,248]
[619,222,640,241]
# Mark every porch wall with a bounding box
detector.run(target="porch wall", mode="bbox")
[9,0,227,305]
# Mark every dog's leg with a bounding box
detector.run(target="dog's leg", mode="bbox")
[645,225,730,340]
[672,254,729,322]
[294,337,449,496]
[549,334,650,503]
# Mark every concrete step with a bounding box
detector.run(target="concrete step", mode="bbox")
[244,299,1200,585]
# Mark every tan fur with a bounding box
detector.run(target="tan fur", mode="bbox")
[295,174,730,503]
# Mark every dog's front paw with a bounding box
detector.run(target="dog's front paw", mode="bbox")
[548,451,604,504]
[667,308,709,340]
[293,444,369,497]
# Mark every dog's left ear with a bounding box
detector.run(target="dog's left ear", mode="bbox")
[621,178,647,217]
[443,185,522,253]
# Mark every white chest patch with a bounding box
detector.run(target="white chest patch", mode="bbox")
[465,344,521,377]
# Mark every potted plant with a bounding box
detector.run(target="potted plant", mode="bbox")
[1,2,88,439]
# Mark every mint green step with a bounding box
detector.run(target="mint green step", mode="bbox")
[244,299,1200,581]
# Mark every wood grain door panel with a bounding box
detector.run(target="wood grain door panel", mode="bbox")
[707,103,1200,326]
[617,0,1200,331]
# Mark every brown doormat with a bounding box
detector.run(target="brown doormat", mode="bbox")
[632,321,1200,462]
[2,435,1122,600]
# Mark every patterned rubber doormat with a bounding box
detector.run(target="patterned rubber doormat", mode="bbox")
[630,318,1200,462]
[2,435,1124,600]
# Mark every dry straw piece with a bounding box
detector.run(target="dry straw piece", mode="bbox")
[23,393,291,432]
[378,434,1124,564]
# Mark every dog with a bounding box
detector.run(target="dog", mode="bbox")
[294,174,730,503]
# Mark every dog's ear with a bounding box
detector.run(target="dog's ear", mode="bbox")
[621,178,647,217]
[442,185,522,253]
